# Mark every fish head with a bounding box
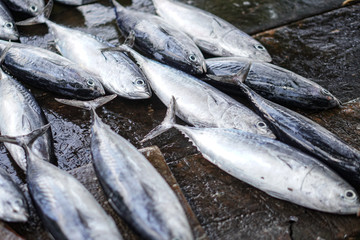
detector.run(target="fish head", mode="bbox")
[222,31,272,62]
[161,37,207,75]
[0,197,28,222]
[0,21,19,40]
[126,77,152,99]
[24,0,45,16]
[300,166,360,214]
[81,76,106,98]
[313,87,341,109]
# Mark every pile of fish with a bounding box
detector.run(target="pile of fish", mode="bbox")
[0,0,358,239]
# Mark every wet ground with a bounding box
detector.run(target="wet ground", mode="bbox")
[0,0,359,239]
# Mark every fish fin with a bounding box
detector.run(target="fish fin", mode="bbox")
[0,124,50,152]
[124,30,135,47]
[22,115,32,131]
[16,0,53,26]
[0,45,11,66]
[194,38,219,53]
[207,62,251,85]
[141,96,177,143]
[55,94,117,111]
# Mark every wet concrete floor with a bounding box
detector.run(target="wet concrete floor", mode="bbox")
[0,0,359,239]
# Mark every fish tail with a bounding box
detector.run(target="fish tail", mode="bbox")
[16,0,53,26]
[0,124,51,151]
[111,0,126,11]
[55,94,117,111]
[141,96,177,143]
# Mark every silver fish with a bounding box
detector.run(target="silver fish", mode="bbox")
[0,68,53,171]
[0,125,123,240]
[0,1,18,40]
[112,0,206,75]
[109,45,275,139]
[17,0,152,100]
[55,95,194,240]
[205,57,341,110]
[0,168,28,222]
[152,0,272,62]
[142,97,360,215]
[236,81,360,189]
[2,0,44,16]
[0,40,105,100]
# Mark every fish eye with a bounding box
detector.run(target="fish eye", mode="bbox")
[4,22,13,29]
[189,54,197,62]
[257,121,267,128]
[321,89,331,95]
[134,79,145,86]
[344,190,357,201]
[255,45,265,51]
[74,83,82,88]
[30,5,38,12]
[87,80,95,86]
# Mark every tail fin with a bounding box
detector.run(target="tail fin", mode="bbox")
[206,62,251,85]
[55,94,117,112]
[0,124,51,152]
[16,0,53,26]
[141,96,177,143]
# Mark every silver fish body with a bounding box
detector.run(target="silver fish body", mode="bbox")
[237,83,360,189]
[205,57,340,110]
[0,40,105,100]
[152,0,271,62]
[91,114,193,240]
[0,2,18,40]
[26,150,123,240]
[46,21,151,99]
[123,46,275,138]
[175,125,360,214]
[113,1,206,75]
[0,169,28,222]
[2,0,44,16]
[0,70,53,171]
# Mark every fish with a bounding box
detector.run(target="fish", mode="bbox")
[17,0,152,100]
[0,41,105,100]
[0,168,28,222]
[0,67,53,171]
[234,77,360,189]
[112,0,206,75]
[54,0,97,6]
[0,125,123,240]
[55,95,194,240]
[2,0,44,16]
[205,57,341,110]
[103,44,275,139]
[142,97,360,215]
[0,1,18,40]
[152,0,272,62]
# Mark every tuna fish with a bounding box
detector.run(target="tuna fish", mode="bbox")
[0,125,123,240]
[55,95,194,240]
[103,44,275,139]
[0,1,18,40]
[112,0,206,75]
[234,77,360,189]
[0,168,28,222]
[0,67,53,171]
[54,0,96,6]
[16,0,152,100]
[152,0,272,62]
[205,57,340,110]
[0,41,105,100]
[142,97,360,215]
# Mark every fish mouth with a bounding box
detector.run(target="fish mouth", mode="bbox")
[128,91,152,99]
